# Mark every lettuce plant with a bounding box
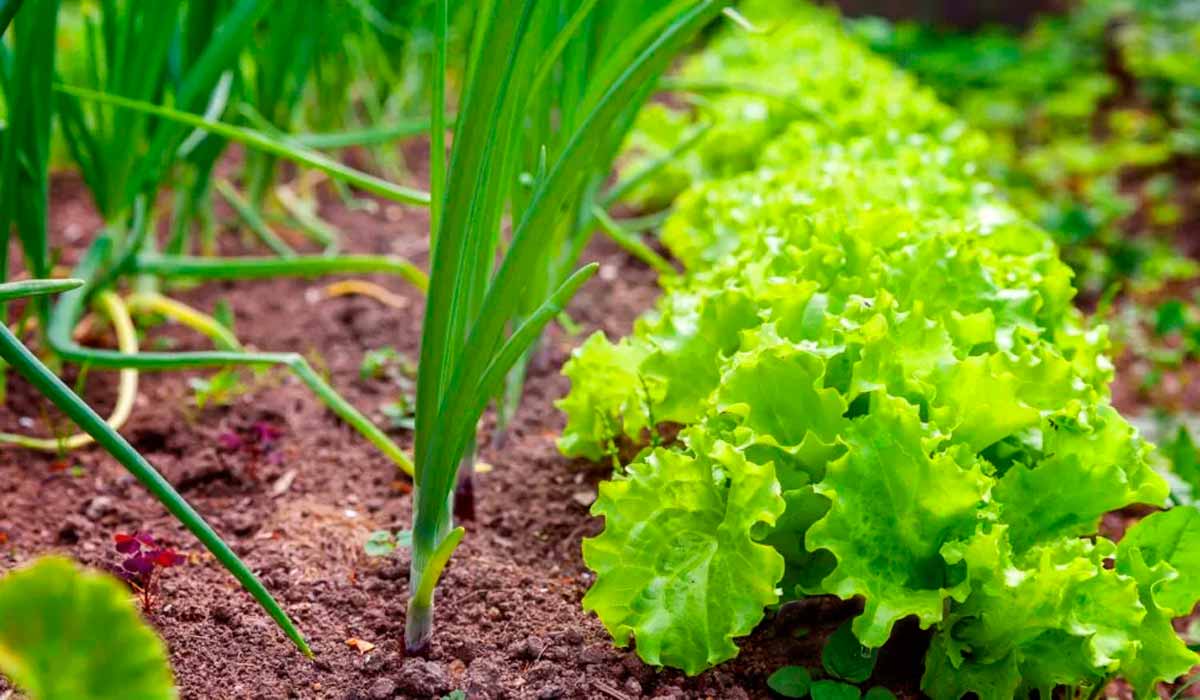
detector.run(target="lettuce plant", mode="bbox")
[0,556,176,700]
[616,0,964,213]
[558,7,1200,698]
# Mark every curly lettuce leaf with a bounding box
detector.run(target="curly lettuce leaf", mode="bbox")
[925,528,1143,700]
[1113,542,1200,699]
[1117,506,1200,616]
[716,338,848,484]
[994,408,1167,552]
[808,393,988,647]
[761,485,836,598]
[1112,506,1200,698]
[638,285,761,427]
[556,332,651,461]
[582,437,786,675]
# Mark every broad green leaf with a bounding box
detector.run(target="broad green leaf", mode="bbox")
[922,631,1022,700]
[1113,546,1199,699]
[766,666,812,698]
[582,438,785,675]
[1117,506,1200,617]
[928,528,1144,700]
[716,339,848,481]
[995,408,1166,552]
[0,557,176,700]
[810,680,862,700]
[639,285,760,425]
[822,621,878,683]
[929,354,1040,452]
[761,486,835,598]
[808,394,988,647]
[1161,427,1200,499]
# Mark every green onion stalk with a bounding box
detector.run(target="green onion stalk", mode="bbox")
[404,0,731,654]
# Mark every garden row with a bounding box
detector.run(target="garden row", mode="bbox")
[561,3,1200,698]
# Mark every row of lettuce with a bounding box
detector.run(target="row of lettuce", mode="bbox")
[631,0,1200,299]
[559,2,1200,698]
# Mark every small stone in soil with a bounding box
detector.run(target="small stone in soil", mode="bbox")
[559,629,583,646]
[578,643,611,665]
[223,511,259,536]
[361,650,394,674]
[465,659,504,698]
[445,639,479,664]
[376,562,406,581]
[622,654,655,686]
[509,635,544,660]
[83,496,115,521]
[395,658,450,697]
[367,678,397,700]
[527,660,557,682]
[57,515,90,544]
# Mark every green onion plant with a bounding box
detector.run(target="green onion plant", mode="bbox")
[27,1,426,483]
[0,0,427,653]
[238,0,330,208]
[406,0,732,653]
[488,1,728,449]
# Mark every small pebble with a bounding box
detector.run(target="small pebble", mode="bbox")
[367,678,396,700]
[83,496,114,521]
[396,659,450,697]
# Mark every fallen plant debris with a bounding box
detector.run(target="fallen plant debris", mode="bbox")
[215,420,286,481]
[345,637,377,655]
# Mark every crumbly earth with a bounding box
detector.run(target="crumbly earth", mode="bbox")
[0,166,1190,700]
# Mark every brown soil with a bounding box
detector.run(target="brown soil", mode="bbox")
[0,172,915,700]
